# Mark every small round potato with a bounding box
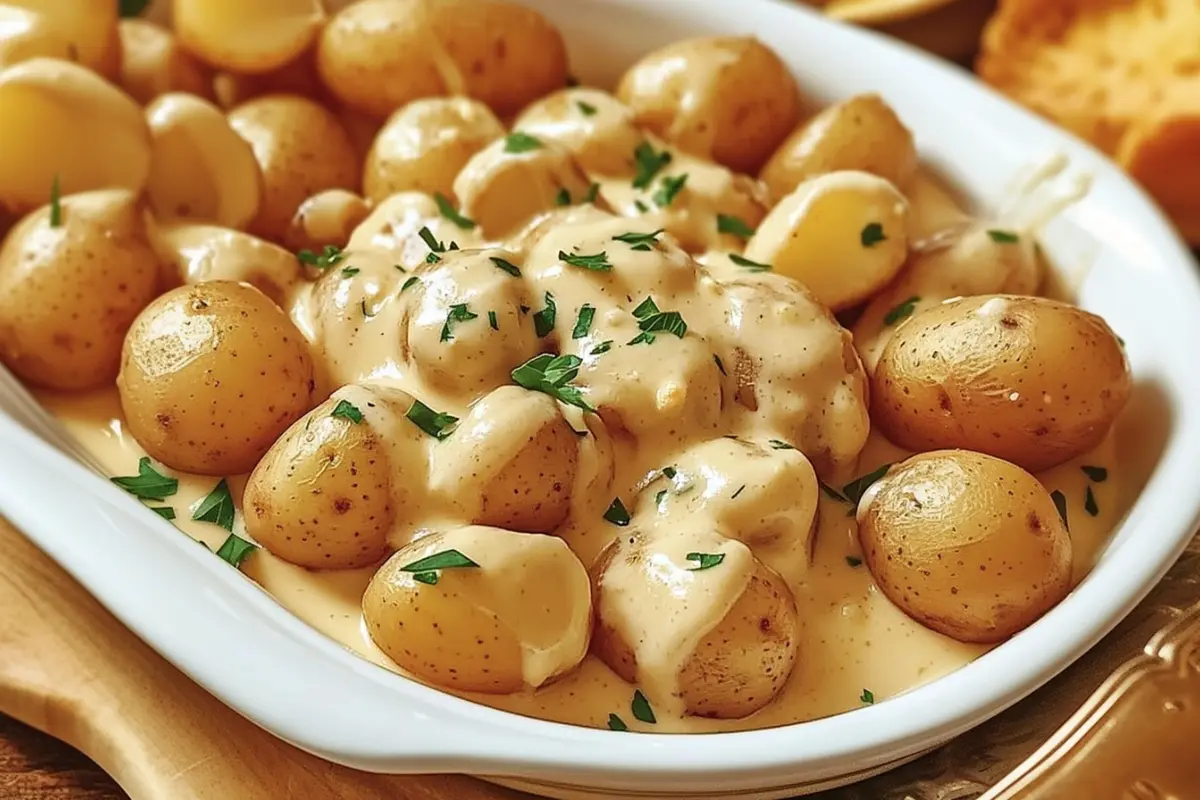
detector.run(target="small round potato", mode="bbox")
[346,191,483,266]
[317,0,568,120]
[858,450,1073,643]
[873,295,1131,472]
[617,36,802,175]
[118,281,315,476]
[744,170,909,311]
[245,384,423,569]
[0,58,151,215]
[428,386,578,533]
[761,94,918,201]
[118,19,215,105]
[364,525,593,693]
[0,190,161,391]
[145,93,263,230]
[152,223,303,307]
[173,0,324,75]
[283,189,371,255]
[228,94,360,244]
[0,0,121,80]
[514,88,644,176]
[364,98,506,204]
[591,528,799,719]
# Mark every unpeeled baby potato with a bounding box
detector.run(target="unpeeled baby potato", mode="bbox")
[761,94,918,201]
[617,36,802,175]
[514,88,645,176]
[118,19,215,105]
[118,281,315,476]
[0,190,161,391]
[228,94,360,244]
[173,0,324,75]
[151,223,303,307]
[317,0,568,119]
[283,189,371,255]
[858,450,1073,643]
[744,170,909,311]
[0,58,151,215]
[364,98,506,204]
[0,0,121,80]
[145,93,263,230]
[873,294,1131,472]
[364,525,593,693]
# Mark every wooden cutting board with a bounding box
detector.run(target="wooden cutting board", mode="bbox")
[0,516,523,800]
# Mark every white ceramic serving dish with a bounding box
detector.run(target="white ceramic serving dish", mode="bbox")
[3,1,1200,798]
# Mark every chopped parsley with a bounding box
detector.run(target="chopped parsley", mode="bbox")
[399,549,479,586]
[150,506,176,521]
[612,229,663,251]
[860,688,875,705]
[603,497,630,526]
[488,310,499,330]
[632,142,672,189]
[628,297,687,345]
[583,182,600,203]
[861,222,886,247]
[686,552,725,571]
[440,303,479,342]
[607,713,628,731]
[846,556,863,568]
[572,305,595,339]
[988,229,1020,244]
[661,466,677,479]
[504,132,543,153]
[577,100,598,116]
[490,256,521,277]
[633,199,649,213]
[729,253,771,272]
[341,266,360,278]
[821,483,848,503]
[111,457,178,501]
[405,399,458,440]
[1085,486,1099,517]
[841,464,893,505]
[653,174,688,207]
[418,226,457,263]
[434,192,476,230]
[533,292,557,337]
[401,276,420,293]
[589,340,613,356]
[330,399,364,424]
[883,296,920,326]
[768,439,795,450]
[215,534,257,569]
[120,0,151,16]
[49,175,62,228]
[717,214,755,239]
[713,354,727,375]
[654,489,668,507]
[193,479,235,533]
[360,299,376,318]
[631,690,656,724]
[1051,489,1069,530]
[511,353,593,411]
[560,250,613,271]
[555,187,572,206]
[297,244,344,270]
[731,484,746,499]
[1081,465,1108,482]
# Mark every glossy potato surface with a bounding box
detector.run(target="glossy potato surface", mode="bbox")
[173,0,324,75]
[0,0,120,79]
[118,19,215,105]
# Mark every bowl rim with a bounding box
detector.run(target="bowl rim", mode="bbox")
[3,0,1200,795]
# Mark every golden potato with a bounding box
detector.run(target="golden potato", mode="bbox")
[591,528,799,719]
[228,94,360,244]
[345,191,484,266]
[151,223,303,307]
[211,47,328,109]
[365,526,592,693]
[173,0,324,75]
[245,384,423,569]
[761,94,917,201]
[514,88,644,176]
[145,93,263,230]
[118,19,215,105]
[364,98,505,204]
[317,0,568,119]
[744,171,909,311]
[858,450,1073,643]
[0,58,151,215]
[428,386,578,533]
[283,189,370,255]
[0,190,161,390]
[873,295,1131,472]
[0,0,121,80]
[617,36,802,175]
[118,281,315,476]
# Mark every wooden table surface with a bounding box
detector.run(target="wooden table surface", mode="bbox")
[0,716,125,800]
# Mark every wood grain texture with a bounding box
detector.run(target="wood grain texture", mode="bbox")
[0,516,522,800]
[0,715,125,799]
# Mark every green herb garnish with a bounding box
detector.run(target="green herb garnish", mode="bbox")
[1085,486,1099,517]
[631,690,656,723]
[572,305,595,339]
[193,479,235,533]
[341,266,360,278]
[584,182,600,203]
[613,229,663,251]
[860,688,875,705]
[511,353,593,411]
[717,214,755,239]
[632,142,672,189]
[1081,465,1108,482]
[331,399,363,424]
[1051,489,1069,530]
[440,303,479,342]
[119,0,152,16]
[488,310,499,330]
[111,457,178,501]
[400,549,479,586]
[490,256,521,277]
[577,100,598,116]
[861,222,886,247]
[419,226,455,263]
[846,556,863,568]
[883,296,920,326]
[533,292,556,337]
[405,399,458,440]
[504,132,543,153]
[215,534,257,569]
[555,187,572,206]
[401,276,420,293]
[49,175,62,228]
[713,354,727,375]
[653,174,688,207]
[360,299,376,318]
[842,464,892,505]
[603,497,630,526]
[560,250,613,271]
[686,552,725,571]
[821,483,848,503]
[634,199,649,213]
[434,192,476,230]
[607,714,628,731]
[731,485,746,499]
[150,506,176,520]
[297,244,344,270]
[589,340,613,356]
[729,253,771,272]
[768,439,795,450]
[987,229,1020,244]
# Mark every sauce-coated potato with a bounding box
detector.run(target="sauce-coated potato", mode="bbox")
[118,19,215,105]
[762,94,917,201]
[145,93,263,230]
[152,223,303,307]
[284,189,370,255]
[364,526,592,693]
[317,0,568,120]
[617,36,802,175]
[0,0,120,80]
[245,384,422,569]
[429,386,578,533]
[745,171,909,311]
[873,295,1131,472]
[118,281,315,475]
[346,191,484,266]
[364,98,506,204]
[173,0,324,75]
[858,450,1072,643]
[0,190,161,390]
[0,59,151,215]
[514,88,644,176]
[228,94,360,244]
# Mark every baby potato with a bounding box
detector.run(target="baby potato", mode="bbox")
[211,48,328,109]
[245,384,423,569]
[283,189,370,255]
[858,450,1072,643]
[118,281,315,476]
[0,0,120,80]
[873,295,1131,472]
[228,94,360,244]
[761,94,918,201]
[617,36,802,175]
[364,526,592,693]
[145,93,263,230]
[118,19,215,105]
[0,190,160,391]
[0,58,151,215]
[514,88,644,176]
[592,528,799,718]
[151,223,303,307]
[744,171,909,311]
[346,191,483,267]
[364,98,506,204]
[454,135,593,239]
[429,386,578,533]
[173,0,323,75]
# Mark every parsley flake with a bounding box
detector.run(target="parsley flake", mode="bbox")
[555,187,572,206]
[341,266,360,278]
[861,223,886,247]
[560,250,613,271]
[821,483,849,503]
[533,292,557,337]
[440,303,479,342]
[1051,489,1069,530]
[490,256,521,277]
[120,0,151,16]
[842,464,892,505]
[717,214,754,239]
[584,182,600,203]
[572,305,595,339]
[731,484,746,499]
[613,229,663,250]
[577,100,598,116]
[401,276,420,293]
[49,175,62,228]
[653,174,688,207]
[632,142,672,189]
[216,534,257,569]
[846,556,863,568]
[860,688,875,705]
[400,549,479,585]
[434,192,476,230]
[297,244,344,270]
[405,399,458,440]
[883,296,920,326]
[631,690,656,724]
[331,399,364,424]
[193,479,235,533]
[713,354,727,375]
[488,310,499,330]
[511,353,593,411]
[768,439,795,450]
[607,713,628,731]
[686,552,725,571]
[589,340,613,356]
[150,506,176,520]
[111,457,178,501]
[1085,486,1099,517]
[729,253,771,272]
[1081,465,1108,482]
[504,132,543,153]
[988,229,1020,244]
[603,497,630,526]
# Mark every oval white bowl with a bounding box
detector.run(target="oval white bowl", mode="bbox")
[3,1,1200,797]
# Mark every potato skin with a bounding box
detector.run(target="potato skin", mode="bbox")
[858,450,1072,643]
[0,0,121,80]
[0,190,161,390]
[118,281,315,476]
[118,19,215,105]
[873,295,1131,472]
